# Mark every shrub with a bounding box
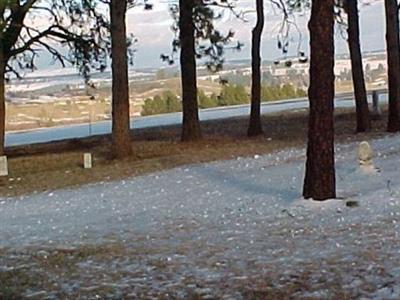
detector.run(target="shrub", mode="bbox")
[141,91,181,116]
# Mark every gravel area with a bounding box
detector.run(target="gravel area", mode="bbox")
[1,135,400,299]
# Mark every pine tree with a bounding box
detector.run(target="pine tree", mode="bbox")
[343,0,371,132]
[303,0,336,200]
[110,0,132,158]
[248,0,265,137]
[384,0,400,132]
[163,0,241,141]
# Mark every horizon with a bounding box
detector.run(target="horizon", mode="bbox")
[9,48,388,81]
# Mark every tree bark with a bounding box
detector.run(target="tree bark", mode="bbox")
[303,0,336,200]
[384,0,400,132]
[345,0,371,132]
[247,0,265,137]
[0,51,5,156]
[110,0,132,158]
[179,0,202,141]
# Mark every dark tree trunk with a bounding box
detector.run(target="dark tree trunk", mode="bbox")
[0,44,5,156]
[345,0,371,132]
[110,0,132,158]
[179,0,202,141]
[303,0,336,201]
[385,0,400,132]
[247,0,265,137]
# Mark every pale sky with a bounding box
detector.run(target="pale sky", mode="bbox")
[33,0,385,70]
[126,0,385,68]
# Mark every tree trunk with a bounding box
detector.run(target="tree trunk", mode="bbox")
[303,0,336,201]
[247,0,265,137]
[345,0,371,132]
[110,0,132,158]
[179,0,202,141]
[384,0,400,132]
[0,46,5,156]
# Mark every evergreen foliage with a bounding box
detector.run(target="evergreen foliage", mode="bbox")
[141,85,307,116]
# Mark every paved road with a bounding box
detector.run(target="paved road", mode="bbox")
[5,93,388,147]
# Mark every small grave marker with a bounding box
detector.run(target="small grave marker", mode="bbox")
[0,156,8,176]
[358,141,376,174]
[83,153,92,169]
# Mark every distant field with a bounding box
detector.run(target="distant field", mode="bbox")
[5,77,223,132]
[4,75,387,132]
[6,98,113,132]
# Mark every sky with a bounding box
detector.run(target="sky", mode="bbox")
[32,0,385,71]
[125,0,385,68]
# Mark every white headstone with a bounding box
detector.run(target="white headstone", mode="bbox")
[0,156,8,176]
[358,141,376,174]
[358,141,373,164]
[83,153,92,169]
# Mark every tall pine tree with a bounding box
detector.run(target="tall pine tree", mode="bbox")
[303,0,336,200]
[110,0,132,158]
[163,1,240,141]
[384,0,400,132]
[248,0,265,137]
[344,0,371,132]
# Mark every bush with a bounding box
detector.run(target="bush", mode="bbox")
[218,85,249,106]
[141,85,308,116]
[141,91,182,116]
[261,84,307,102]
[198,90,218,109]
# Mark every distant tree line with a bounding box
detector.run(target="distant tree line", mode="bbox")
[141,84,306,116]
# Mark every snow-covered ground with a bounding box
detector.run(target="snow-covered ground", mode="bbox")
[6,68,153,94]
[1,135,400,299]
